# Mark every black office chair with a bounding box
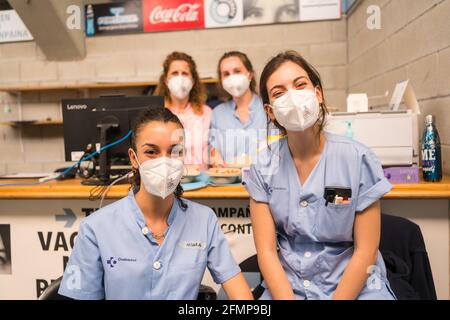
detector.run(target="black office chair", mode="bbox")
[379,213,437,300]
[239,254,265,299]
[197,285,217,300]
[39,276,217,300]
[38,277,69,300]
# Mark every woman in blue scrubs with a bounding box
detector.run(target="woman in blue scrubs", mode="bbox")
[209,51,268,167]
[245,51,396,300]
[59,107,253,300]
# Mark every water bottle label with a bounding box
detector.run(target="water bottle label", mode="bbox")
[422,144,442,180]
[422,165,436,174]
[422,149,437,161]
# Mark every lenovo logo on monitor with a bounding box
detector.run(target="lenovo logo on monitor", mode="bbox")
[66,104,88,110]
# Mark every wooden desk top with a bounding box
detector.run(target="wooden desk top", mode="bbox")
[0,176,449,200]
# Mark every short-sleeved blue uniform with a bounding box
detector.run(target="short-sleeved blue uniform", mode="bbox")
[244,132,396,300]
[209,94,267,164]
[58,191,241,300]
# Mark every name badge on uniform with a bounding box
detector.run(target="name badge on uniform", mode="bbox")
[178,241,206,250]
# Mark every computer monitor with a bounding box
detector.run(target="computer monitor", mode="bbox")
[62,95,164,185]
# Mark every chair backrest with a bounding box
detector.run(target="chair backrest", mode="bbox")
[197,284,217,300]
[380,213,437,300]
[38,276,71,300]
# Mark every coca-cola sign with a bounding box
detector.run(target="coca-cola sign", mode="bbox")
[143,0,205,32]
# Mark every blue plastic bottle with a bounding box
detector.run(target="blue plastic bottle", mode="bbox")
[86,5,95,36]
[421,115,442,182]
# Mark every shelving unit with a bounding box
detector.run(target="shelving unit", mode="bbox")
[0,120,63,126]
[0,77,218,93]
[0,78,219,126]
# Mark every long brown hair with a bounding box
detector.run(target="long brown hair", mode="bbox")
[154,51,206,115]
[217,51,257,100]
[130,107,187,209]
[259,50,329,134]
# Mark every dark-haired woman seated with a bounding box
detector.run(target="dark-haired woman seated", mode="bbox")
[246,51,396,300]
[59,107,252,300]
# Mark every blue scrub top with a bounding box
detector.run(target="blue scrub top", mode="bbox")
[209,94,268,164]
[244,132,396,300]
[58,191,241,300]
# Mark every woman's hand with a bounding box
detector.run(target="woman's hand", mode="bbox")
[209,147,227,168]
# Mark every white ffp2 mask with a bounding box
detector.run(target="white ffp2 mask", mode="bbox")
[222,74,250,98]
[271,88,320,132]
[168,75,193,100]
[133,151,184,199]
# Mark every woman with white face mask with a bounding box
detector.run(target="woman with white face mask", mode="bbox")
[245,51,396,300]
[209,51,268,168]
[155,52,212,170]
[59,108,253,300]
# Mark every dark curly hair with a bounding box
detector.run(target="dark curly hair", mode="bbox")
[130,107,187,210]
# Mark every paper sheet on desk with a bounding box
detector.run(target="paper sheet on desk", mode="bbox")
[0,172,53,179]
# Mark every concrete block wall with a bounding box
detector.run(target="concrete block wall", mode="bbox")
[1,1,449,175]
[347,0,450,174]
[0,20,348,174]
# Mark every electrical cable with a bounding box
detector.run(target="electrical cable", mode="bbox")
[98,172,132,210]
[0,130,133,187]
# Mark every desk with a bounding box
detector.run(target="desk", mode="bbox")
[0,177,448,299]
[0,176,449,199]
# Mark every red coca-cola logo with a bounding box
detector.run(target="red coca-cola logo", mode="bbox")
[150,3,200,24]
[143,0,205,32]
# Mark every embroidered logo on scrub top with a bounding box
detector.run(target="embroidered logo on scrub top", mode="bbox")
[107,257,117,268]
[178,241,206,250]
[263,182,273,195]
[106,256,137,268]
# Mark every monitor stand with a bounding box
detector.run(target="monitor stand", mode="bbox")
[81,116,120,186]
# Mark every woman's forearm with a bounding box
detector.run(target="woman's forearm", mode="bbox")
[222,273,254,300]
[259,251,295,300]
[332,249,378,300]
